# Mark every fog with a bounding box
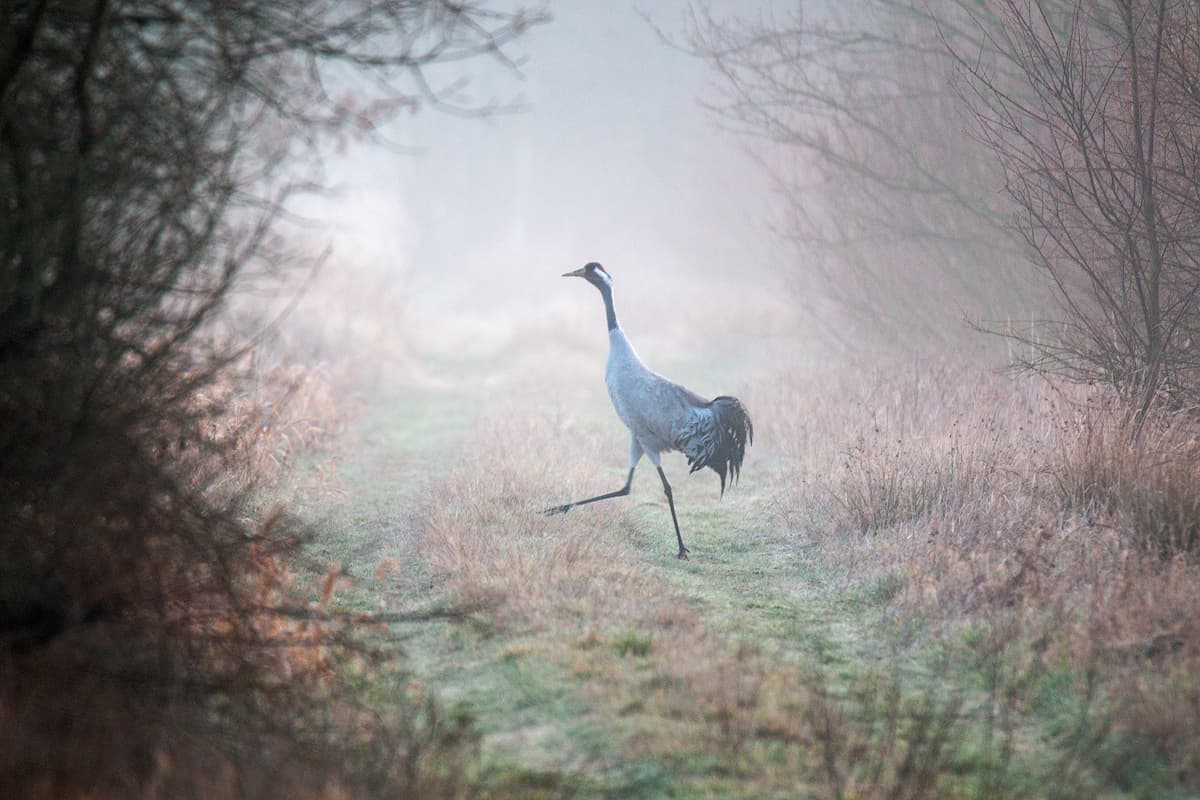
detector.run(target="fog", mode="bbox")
[297,1,790,363]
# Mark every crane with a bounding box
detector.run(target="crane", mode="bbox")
[545,262,753,559]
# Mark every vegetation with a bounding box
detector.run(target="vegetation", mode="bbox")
[687,0,1200,414]
[682,0,1040,346]
[954,0,1200,415]
[379,349,1200,797]
[6,0,1200,797]
[0,1,542,795]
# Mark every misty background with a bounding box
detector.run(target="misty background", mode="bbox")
[297,1,792,363]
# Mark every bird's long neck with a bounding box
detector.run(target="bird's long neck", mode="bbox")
[598,283,618,331]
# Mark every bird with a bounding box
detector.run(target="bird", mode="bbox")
[545,262,753,559]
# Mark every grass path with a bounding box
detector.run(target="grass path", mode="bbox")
[295,364,852,797]
[294,361,1159,799]
[294,374,680,793]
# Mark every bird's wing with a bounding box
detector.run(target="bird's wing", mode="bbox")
[638,376,706,448]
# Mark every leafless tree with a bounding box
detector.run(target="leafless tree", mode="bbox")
[954,0,1200,416]
[683,1,1044,348]
[0,1,545,794]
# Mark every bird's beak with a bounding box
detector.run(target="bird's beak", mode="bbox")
[562,267,588,278]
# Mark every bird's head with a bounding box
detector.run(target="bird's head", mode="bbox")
[562,262,613,292]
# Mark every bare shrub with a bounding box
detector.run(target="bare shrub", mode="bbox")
[0,1,545,794]
[956,0,1200,412]
[683,1,1042,347]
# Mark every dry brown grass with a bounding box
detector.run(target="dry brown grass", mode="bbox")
[416,351,1200,792]
[207,268,390,496]
[202,355,357,495]
[416,393,985,796]
[752,357,1200,787]
[194,256,427,499]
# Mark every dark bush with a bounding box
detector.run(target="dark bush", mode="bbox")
[0,1,542,794]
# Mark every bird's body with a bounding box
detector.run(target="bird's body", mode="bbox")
[605,328,699,456]
[546,262,753,558]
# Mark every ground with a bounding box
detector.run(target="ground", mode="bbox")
[284,342,1193,799]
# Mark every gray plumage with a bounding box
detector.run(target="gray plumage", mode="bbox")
[606,328,752,493]
[545,262,753,559]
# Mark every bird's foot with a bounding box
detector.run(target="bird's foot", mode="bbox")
[677,546,690,560]
[543,504,572,516]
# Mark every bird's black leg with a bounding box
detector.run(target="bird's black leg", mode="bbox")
[543,467,635,515]
[656,466,688,559]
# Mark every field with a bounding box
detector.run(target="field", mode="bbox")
[273,300,1200,799]
[13,3,1200,796]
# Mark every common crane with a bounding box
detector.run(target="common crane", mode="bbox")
[545,262,753,559]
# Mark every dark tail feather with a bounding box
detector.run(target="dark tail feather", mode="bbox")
[687,395,754,496]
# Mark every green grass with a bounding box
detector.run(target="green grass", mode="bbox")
[288,361,1188,799]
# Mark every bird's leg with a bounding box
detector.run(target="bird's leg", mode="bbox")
[543,467,635,516]
[656,466,688,559]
